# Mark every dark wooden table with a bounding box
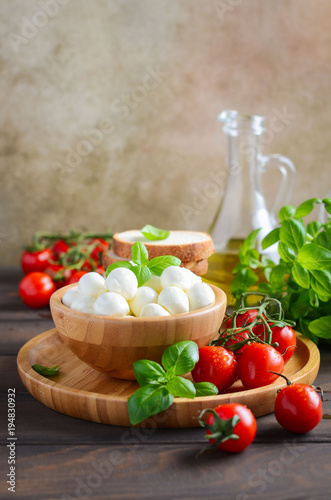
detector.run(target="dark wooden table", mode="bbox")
[1,267,331,500]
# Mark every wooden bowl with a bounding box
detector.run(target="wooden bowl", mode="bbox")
[50,284,226,380]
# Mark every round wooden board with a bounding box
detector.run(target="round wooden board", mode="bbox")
[17,328,320,428]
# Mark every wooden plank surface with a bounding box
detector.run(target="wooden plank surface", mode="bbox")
[1,267,331,499]
[0,444,331,500]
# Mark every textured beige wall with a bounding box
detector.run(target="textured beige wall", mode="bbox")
[1,0,331,264]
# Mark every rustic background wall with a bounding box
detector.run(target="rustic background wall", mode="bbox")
[1,0,330,263]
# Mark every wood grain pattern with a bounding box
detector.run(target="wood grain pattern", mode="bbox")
[17,328,320,428]
[50,283,226,379]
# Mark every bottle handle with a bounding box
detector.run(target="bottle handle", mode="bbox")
[260,154,296,225]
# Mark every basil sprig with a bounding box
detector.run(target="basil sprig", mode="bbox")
[141,224,170,241]
[127,341,218,425]
[105,242,181,286]
[32,364,60,377]
[231,197,331,344]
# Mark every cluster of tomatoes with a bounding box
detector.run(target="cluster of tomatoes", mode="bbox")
[19,232,112,309]
[192,309,296,392]
[195,306,323,453]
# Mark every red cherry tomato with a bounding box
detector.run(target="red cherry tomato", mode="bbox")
[204,403,257,453]
[237,343,284,390]
[219,329,250,354]
[19,272,56,309]
[192,346,238,393]
[90,238,110,263]
[225,309,259,330]
[21,248,52,274]
[275,383,323,433]
[96,265,104,275]
[254,323,296,363]
[44,264,66,289]
[67,270,89,284]
[51,239,70,260]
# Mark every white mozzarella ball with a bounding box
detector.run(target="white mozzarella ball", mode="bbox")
[144,274,163,293]
[62,286,80,307]
[105,267,138,300]
[94,292,130,316]
[129,286,158,317]
[160,266,200,291]
[140,303,171,317]
[186,282,215,311]
[78,272,107,298]
[70,296,95,314]
[181,267,202,288]
[158,286,189,315]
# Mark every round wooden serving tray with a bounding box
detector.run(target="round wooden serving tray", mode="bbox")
[17,328,320,428]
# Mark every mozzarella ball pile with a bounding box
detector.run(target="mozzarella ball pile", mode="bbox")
[62,266,215,317]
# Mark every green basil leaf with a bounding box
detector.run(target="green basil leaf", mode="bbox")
[309,269,331,301]
[147,255,181,276]
[242,228,261,255]
[161,341,199,375]
[133,360,166,387]
[297,243,331,270]
[258,282,273,293]
[299,318,319,344]
[278,242,296,263]
[166,376,196,399]
[131,242,149,266]
[308,316,331,339]
[127,385,174,426]
[243,249,262,269]
[230,268,258,298]
[315,230,331,251]
[232,263,247,274]
[279,219,306,251]
[309,289,319,308]
[263,267,272,282]
[105,261,132,277]
[194,382,218,397]
[290,292,310,320]
[292,262,310,289]
[32,364,59,377]
[141,224,170,241]
[269,264,287,289]
[295,198,322,218]
[307,221,322,238]
[262,228,280,250]
[322,198,331,215]
[279,205,295,221]
[261,255,276,267]
[131,265,151,287]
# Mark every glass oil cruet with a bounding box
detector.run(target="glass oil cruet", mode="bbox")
[209,110,296,254]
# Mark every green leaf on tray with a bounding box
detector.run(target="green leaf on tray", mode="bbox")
[127,385,174,426]
[133,360,167,387]
[32,364,59,377]
[194,382,219,397]
[161,341,199,376]
[166,376,196,399]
